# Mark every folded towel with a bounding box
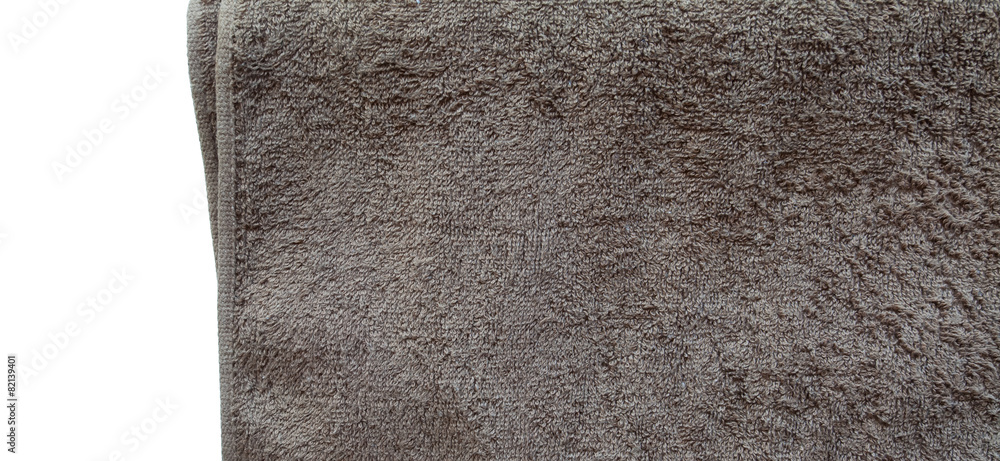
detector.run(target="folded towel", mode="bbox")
[188,1,1000,459]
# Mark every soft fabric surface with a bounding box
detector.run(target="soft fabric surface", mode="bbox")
[188,1,1000,459]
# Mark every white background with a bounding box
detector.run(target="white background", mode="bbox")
[1,1,222,460]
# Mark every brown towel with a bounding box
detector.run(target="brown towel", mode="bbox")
[188,1,1000,459]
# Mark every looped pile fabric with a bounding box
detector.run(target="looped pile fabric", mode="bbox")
[188,1,1000,459]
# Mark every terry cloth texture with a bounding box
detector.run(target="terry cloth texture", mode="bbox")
[188,1,1000,459]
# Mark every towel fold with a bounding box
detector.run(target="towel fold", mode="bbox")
[189,1,1000,459]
